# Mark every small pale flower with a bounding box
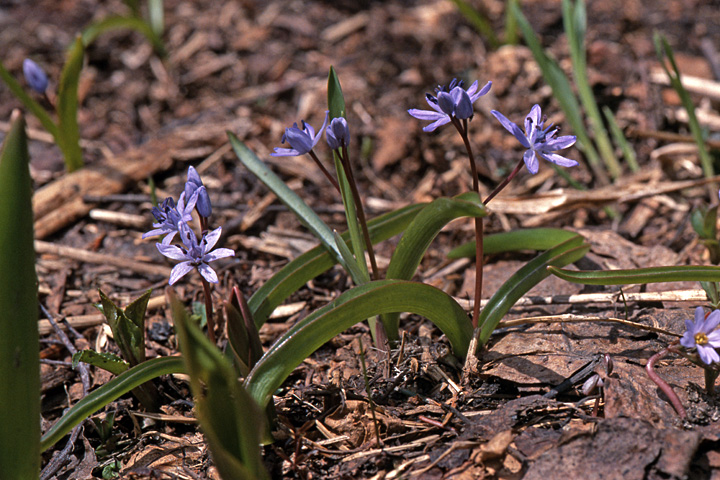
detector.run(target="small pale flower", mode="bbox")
[142,191,198,244]
[184,166,212,218]
[491,105,578,175]
[681,307,720,364]
[23,58,48,93]
[156,222,235,285]
[326,116,350,150]
[408,78,492,132]
[271,112,328,157]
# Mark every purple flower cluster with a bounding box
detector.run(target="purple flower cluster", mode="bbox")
[681,307,720,365]
[408,78,492,132]
[144,167,234,284]
[271,111,351,157]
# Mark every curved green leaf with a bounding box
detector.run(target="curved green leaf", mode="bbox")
[548,265,720,285]
[476,234,589,346]
[57,36,85,171]
[171,294,268,480]
[327,66,346,120]
[0,113,39,478]
[245,280,472,407]
[82,15,165,56]
[40,356,185,452]
[248,203,424,327]
[448,227,580,259]
[72,350,129,376]
[228,132,348,271]
[0,62,58,137]
[382,192,486,340]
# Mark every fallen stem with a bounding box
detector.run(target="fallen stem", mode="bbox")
[645,345,686,418]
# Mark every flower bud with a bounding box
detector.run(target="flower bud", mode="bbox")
[23,59,48,93]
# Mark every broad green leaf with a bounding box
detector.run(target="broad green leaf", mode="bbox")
[476,235,589,345]
[248,203,424,327]
[171,294,268,480]
[327,66,346,120]
[57,35,85,171]
[334,231,370,283]
[0,62,59,137]
[40,356,185,452]
[382,192,486,340]
[72,350,129,376]
[245,280,473,407]
[97,290,146,366]
[228,132,346,270]
[82,15,166,56]
[448,227,580,259]
[0,112,39,479]
[548,265,720,285]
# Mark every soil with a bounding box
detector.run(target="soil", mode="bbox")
[3,0,720,478]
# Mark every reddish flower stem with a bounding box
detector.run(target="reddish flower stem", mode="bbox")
[308,149,341,194]
[200,277,216,344]
[646,347,686,418]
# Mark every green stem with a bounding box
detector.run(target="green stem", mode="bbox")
[339,145,379,280]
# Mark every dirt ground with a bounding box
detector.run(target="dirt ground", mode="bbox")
[3,0,720,478]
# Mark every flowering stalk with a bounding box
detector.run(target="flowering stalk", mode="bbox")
[201,277,216,344]
[645,343,686,418]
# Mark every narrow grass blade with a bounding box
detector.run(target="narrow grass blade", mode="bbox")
[171,293,269,480]
[57,36,85,171]
[563,0,621,179]
[448,227,580,259]
[512,2,607,184]
[548,265,720,285]
[245,280,473,407]
[228,132,346,269]
[248,203,423,327]
[0,62,59,137]
[448,0,499,49]
[0,112,40,478]
[654,31,714,178]
[602,106,639,172]
[40,356,185,452]
[82,15,166,56]
[476,235,589,345]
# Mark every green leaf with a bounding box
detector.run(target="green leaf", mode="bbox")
[228,132,347,270]
[548,265,720,285]
[226,287,264,377]
[147,0,165,39]
[0,62,59,137]
[381,193,486,340]
[171,293,269,480]
[476,235,589,345]
[448,0,499,49]
[245,280,473,407]
[82,15,166,56]
[602,106,639,173]
[334,231,370,283]
[41,356,185,452]
[327,66,346,120]
[97,290,146,366]
[448,227,580,259]
[0,112,40,478]
[247,201,424,328]
[512,2,606,182]
[57,35,85,171]
[654,31,714,178]
[72,350,129,376]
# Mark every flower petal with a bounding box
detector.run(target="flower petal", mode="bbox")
[408,109,446,122]
[491,111,530,148]
[538,152,579,168]
[271,147,301,157]
[204,247,235,262]
[169,262,194,285]
[202,227,223,252]
[523,150,539,174]
[705,309,720,331]
[157,243,188,261]
[422,117,452,132]
[544,135,577,151]
[698,344,720,364]
[197,264,219,284]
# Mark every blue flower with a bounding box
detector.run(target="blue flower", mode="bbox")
[23,59,48,93]
[326,116,350,150]
[142,191,198,244]
[271,112,328,157]
[408,79,492,132]
[681,307,720,365]
[184,166,212,218]
[156,222,235,285]
[491,105,578,175]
